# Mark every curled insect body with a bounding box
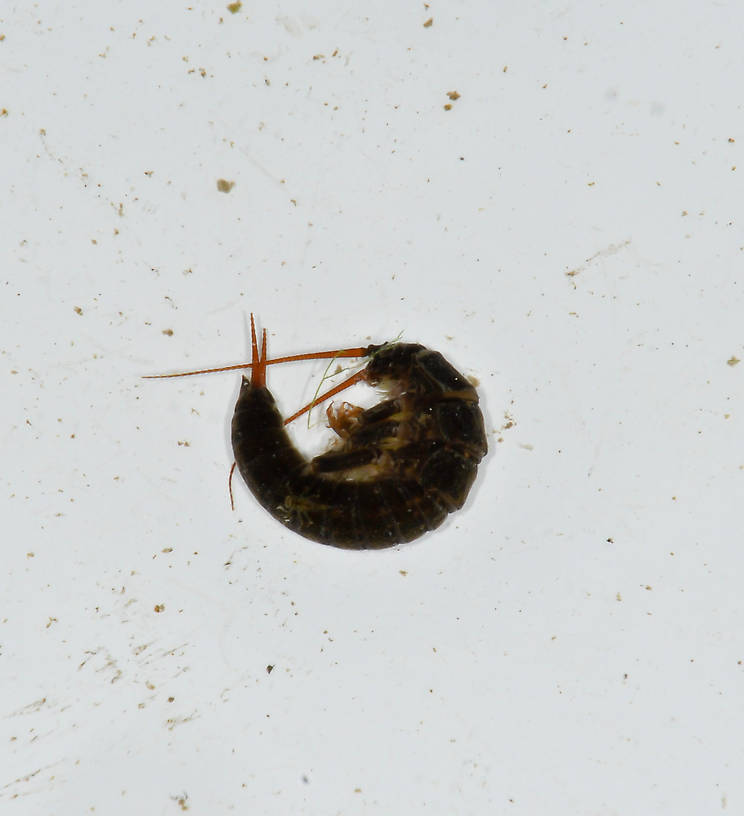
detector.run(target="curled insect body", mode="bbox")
[146,316,487,549]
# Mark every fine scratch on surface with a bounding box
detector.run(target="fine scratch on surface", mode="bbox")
[155,642,190,662]
[0,762,64,800]
[77,647,123,684]
[5,697,49,718]
[165,711,200,731]
[566,239,631,281]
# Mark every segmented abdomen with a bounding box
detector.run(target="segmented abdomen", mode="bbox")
[231,344,487,549]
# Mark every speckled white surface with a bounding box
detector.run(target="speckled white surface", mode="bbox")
[3,1,744,813]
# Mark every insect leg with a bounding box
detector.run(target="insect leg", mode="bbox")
[326,402,364,438]
[228,461,237,511]
[311,447,377,473]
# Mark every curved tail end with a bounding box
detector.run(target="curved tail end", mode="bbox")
[250,313,268,388]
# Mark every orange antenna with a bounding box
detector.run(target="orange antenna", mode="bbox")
[143,362,257,379]
[283,368,368,426]
[143,316,368,380]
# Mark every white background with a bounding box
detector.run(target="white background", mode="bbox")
[3,1,743,813]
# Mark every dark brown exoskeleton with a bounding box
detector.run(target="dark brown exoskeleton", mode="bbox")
[146,316,487,549]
